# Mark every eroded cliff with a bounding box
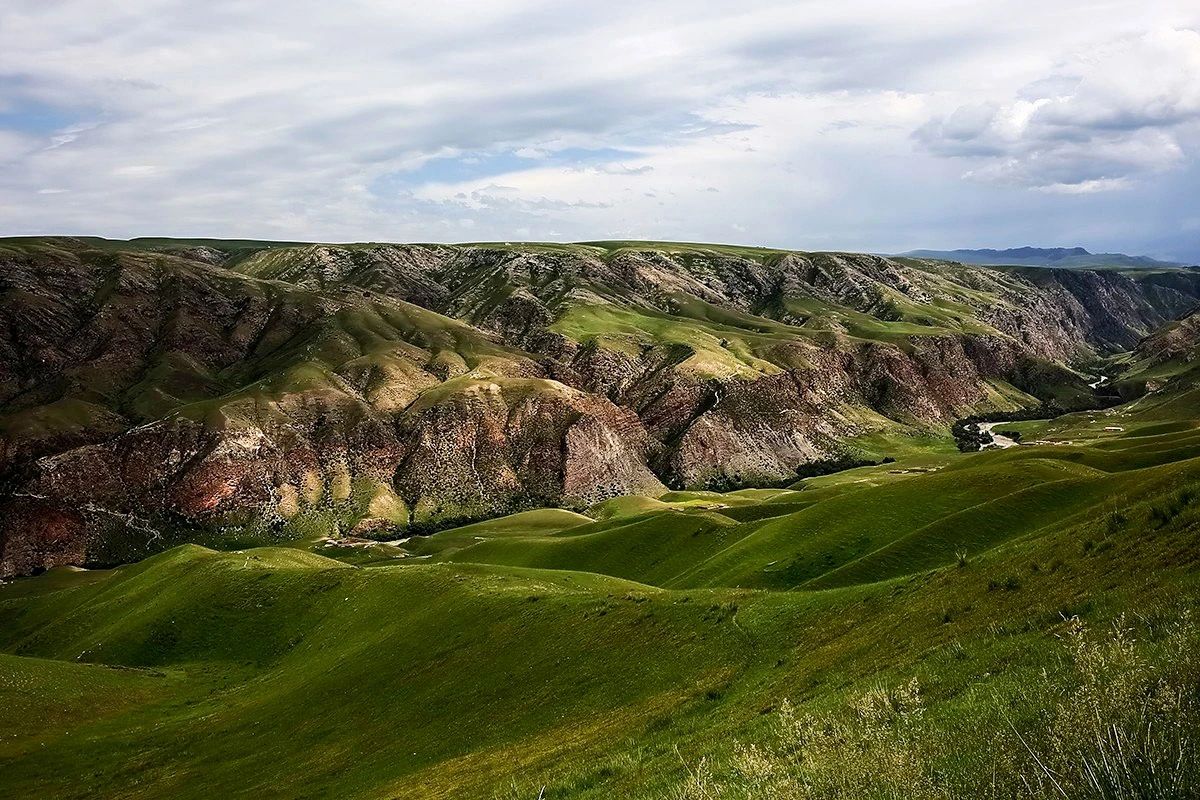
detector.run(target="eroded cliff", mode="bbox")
[2,237,1197,575]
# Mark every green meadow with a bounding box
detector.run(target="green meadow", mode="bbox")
[1,237,1198,796]
[4,374,1200,799]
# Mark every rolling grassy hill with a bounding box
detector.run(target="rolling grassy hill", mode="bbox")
[3,239,1200,797]
[412,424,1199,592]
[4,376,1200,798]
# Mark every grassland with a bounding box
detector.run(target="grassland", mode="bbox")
[3,238,1200,797]
[3,374,1199,799]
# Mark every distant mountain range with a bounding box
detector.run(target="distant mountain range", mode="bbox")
[899,246,1186,269]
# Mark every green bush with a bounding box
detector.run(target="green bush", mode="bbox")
[670,612,1200,799]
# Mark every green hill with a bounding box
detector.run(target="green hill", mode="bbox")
[3,239,1200,798]
[4,379,1200,797]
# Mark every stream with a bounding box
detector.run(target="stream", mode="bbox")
[976,421,1018,449]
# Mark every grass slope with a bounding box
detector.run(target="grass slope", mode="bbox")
[4,337,1200,798]
[420,441,1193,594]
[3,410,1200,798]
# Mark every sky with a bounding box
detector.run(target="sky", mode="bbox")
[1,1,1199,260]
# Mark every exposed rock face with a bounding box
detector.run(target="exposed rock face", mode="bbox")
[1131,309,1200,366]
[391,380,665,520]
[1114,309,1200,398]
[2,238,1198,576]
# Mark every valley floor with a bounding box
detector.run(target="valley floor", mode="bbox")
[3,401,1200,798]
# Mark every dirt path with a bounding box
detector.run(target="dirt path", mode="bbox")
[977,422,1018,449]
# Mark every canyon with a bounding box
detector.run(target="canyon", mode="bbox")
[2,237,1198,577]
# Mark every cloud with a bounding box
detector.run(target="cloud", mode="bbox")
[0,2,1198,260]
[917,28,1200,191]
[0,129,35,162]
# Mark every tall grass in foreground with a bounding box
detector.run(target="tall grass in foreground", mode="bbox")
[671,612,1199,800]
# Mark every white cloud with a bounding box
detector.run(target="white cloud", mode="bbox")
[1036,178,1131,195]
[917,27,1200,192]
[0,1,1198,259]
[0,129,35,161]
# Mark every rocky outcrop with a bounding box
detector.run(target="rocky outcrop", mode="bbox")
[2,238,1198,576]
[1002,267,1200,354]
[1112,309,1200,398]
[1131,310,1200,366]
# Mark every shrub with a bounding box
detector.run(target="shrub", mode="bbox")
[1019,613,1200,799]
[670,680,948,799]
[668,611,1200,800]
[987,575,1021,591]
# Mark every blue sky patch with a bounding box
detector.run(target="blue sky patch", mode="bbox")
[0,99,83,136]
[0,76,90,137]
[376,146,645,192]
